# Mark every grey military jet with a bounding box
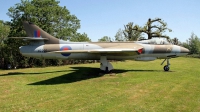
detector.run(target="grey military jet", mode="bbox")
[10,21,189,72]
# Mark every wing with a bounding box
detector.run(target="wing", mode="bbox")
[50,48,143,56]
[9,37,49,40]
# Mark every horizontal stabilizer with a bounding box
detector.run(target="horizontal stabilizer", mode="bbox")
[9,37,49,40]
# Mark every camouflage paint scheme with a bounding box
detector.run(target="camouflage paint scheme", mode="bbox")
[11,21,189,71]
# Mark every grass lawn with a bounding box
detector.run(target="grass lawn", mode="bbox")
[0,57,200,112]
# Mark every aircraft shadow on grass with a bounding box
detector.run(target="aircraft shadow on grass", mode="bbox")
[28,67,163,85]
[0,67,163,85]
[0,70,70,76]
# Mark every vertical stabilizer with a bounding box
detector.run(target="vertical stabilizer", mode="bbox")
[23,21,59,44]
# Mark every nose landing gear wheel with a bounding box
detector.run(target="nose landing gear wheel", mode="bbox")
[161,59,170,71]
[164,65,170,71]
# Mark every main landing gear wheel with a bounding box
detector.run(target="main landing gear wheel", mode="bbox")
[163,65,170,71]
[100,56,113,73]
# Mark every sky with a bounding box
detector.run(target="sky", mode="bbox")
[0,0,200,42]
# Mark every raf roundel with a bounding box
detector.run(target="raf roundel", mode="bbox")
[60,46,72,57]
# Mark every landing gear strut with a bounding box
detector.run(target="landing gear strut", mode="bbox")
[100,56,113,73]
[161,59,170,71]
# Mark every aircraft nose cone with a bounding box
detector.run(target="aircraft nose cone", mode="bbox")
[180,47,190,54]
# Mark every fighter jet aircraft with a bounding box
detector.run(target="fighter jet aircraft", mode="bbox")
[10,21,189,72]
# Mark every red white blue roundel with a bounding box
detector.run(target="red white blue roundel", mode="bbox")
[60,46,72,56]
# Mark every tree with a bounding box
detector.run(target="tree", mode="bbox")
[70,33,91,42]
[7,0,80,38]
[133,18,172,40]
[123,22,143,41]
[184,33,200,54]
[5,0,81,68]
[115,28,126,41]
[0,20,10,44]
[171,37,179,45]
[182,42,189,51]
[0,20,10,69]
[98,36,113,42]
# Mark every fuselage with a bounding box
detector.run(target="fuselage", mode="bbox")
[19,41,189,61]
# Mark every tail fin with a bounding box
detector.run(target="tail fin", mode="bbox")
[23,21,59,44]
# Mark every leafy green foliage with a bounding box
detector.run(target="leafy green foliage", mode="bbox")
[182,33,200,54]
[115,29,125,41]
[7,0,80,37]
[98,36,113,42]
[171,37,179,45]
[123,22,143,41]
[0,20,11,68]
[70,33,91,42]
[0,20,10,44]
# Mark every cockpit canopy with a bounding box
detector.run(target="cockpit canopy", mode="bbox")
[136,38,171,45]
